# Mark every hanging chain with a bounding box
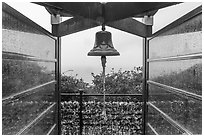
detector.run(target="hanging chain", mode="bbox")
[101,56,107,121]
[102,24,106,31]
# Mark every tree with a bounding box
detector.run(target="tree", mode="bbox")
[61,75,89,93]
[91,67,143,95]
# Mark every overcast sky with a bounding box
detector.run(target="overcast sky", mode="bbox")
[5,1,201,83]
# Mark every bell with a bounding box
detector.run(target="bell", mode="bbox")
[88,31,120,56]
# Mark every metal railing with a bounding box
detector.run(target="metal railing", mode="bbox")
[147,102,193,135]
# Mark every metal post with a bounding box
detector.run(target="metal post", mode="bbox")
[52,14,62,135]
[57,37,61,135]
[142,15,152,135]
[142,37,148,135]
[54,37,61,135]
[79,89,83,135]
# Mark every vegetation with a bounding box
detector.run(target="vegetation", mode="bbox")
[91,67,143,94]
[61,101,142,135]
[60,67,143,135]
[61,75,89,93]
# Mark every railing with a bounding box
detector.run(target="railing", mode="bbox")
[61,90,143,135]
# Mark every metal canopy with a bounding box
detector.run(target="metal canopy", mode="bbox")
[34,2,180,37]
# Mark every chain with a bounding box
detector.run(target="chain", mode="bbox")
[101,56,107,121]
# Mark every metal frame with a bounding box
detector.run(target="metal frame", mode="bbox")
[47,124,57,135]
[17,103,56,135]
[34,2,175,38]
[142,37,149,135]
[147,80,202,101]
[148,102,192,135]
[149,6,202,40]
[2,51,57,63]
[2,2,55,39]
[52,17,100,37]
[55,37,62,135]
[61,93,143,97]
[3,2,202,135]
[146,5,202,135]
[106,17,152,37]
[147,52,202,62]
[2,80,56,104]
[35,2,179,23]
[51,16,152,38]
[2,2,60,135]
[147,123,158,135]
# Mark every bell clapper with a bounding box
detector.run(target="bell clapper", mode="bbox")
[101,56,107,121]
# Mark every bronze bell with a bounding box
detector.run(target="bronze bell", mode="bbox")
[88,31,120,56]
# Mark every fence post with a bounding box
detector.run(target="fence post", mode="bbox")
[79,89,83,135]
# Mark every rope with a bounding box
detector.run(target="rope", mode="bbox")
[101,56,107,121]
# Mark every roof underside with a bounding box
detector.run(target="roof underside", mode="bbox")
[35,2,180,23]
[33,2,181,37]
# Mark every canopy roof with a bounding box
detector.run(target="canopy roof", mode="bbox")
[34,2,180,37]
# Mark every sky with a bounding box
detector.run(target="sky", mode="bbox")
[4,1,202,84]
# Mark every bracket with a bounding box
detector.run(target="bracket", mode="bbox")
[142,15,153,26]
[51,14,62,25]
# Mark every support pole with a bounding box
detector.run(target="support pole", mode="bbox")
[142,15,152,135]
[142,37,148,135]
[52,14,62,135]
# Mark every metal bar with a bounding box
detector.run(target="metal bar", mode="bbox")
[2,2,56,39]
[106,18,152,37]
[147,123,158,135]
[2,80,56,104]
[52,17,100,37]
[2,57,57,63]
[148,102,192,135]
[142,37,149,135]
[61,93,143,97]
[150,6,202,39]
[147,80,202,101]
[17,103,56,135]
[2,51,57,63]
[47,124,57,135]
[146,38,150,135]
[53,15,62,135]
[79,89,83,135]
[147,53,202,62]
[55,36,62,135]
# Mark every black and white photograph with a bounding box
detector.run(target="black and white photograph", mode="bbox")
[1,0,202,135]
